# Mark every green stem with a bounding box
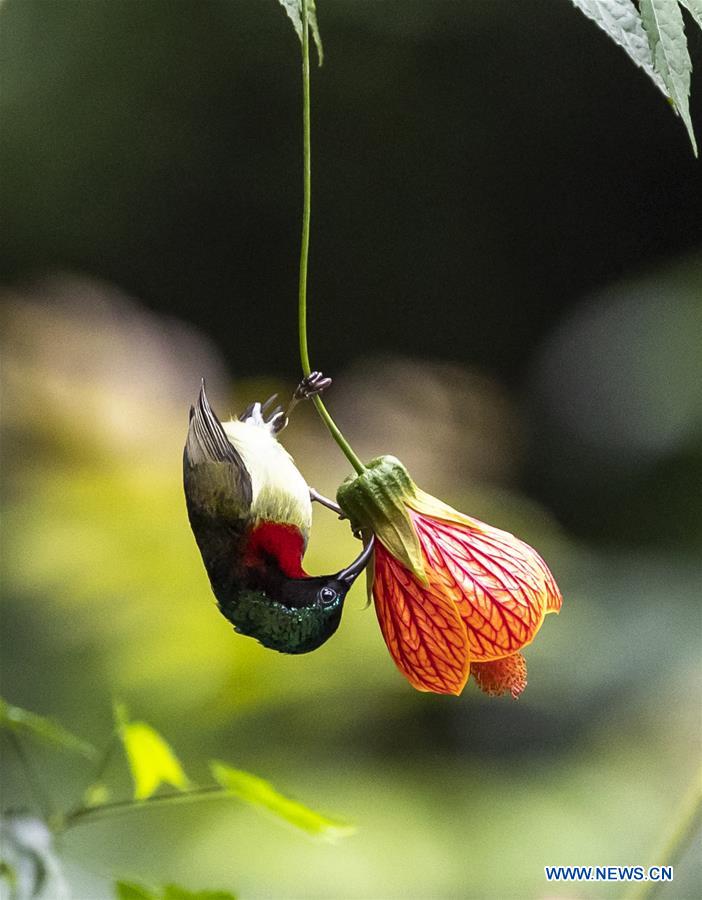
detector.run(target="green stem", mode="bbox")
[626,765,702,900]
[88,731,119,786]
[298,0,364,475]
[57,732,120,832]
[60,786,229,831]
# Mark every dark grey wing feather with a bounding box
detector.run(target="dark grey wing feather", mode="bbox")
[184,381,253,518]
[188,380,241,464]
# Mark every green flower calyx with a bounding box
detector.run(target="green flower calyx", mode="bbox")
[336,456,428,584]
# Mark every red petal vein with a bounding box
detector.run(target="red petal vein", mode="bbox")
[411,512,556,661]
[373,542,470,696]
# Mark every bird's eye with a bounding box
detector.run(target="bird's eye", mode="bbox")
[319,586,338,605]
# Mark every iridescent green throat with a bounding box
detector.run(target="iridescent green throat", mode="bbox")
[218,588,344,655]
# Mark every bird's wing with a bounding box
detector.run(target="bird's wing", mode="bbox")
[183,381,253,521]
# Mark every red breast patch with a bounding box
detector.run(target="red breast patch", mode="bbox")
[245,522,307,578]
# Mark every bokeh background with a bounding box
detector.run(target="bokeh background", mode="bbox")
[1,1,701,898]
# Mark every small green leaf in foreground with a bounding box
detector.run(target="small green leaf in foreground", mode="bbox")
[115,882,237,900]
[163,885,237,900]
[114,702,190,800]
[116,882,158,900]
[640,0,697,154]
[0,696,96,759]
[277,0,323,64]
[209,760,355,842]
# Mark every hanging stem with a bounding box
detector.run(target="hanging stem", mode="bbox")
[626,764,702,900]
[298,0,365,475]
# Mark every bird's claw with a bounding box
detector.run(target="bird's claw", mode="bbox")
[308,488,363,538]
[309,487,343,514]
[294,371,332,402]
[272,373,332,434]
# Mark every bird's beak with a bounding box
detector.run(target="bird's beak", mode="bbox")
[336,536,375,584]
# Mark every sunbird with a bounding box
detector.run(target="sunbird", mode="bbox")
[183,374,373,654]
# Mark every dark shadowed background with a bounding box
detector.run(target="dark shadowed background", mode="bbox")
[1,2,701,898]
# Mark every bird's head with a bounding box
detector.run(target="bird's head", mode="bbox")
[224,538,374,654]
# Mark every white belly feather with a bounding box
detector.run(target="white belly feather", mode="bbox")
[222,417,312,543]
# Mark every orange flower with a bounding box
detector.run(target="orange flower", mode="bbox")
[337,457,562,697]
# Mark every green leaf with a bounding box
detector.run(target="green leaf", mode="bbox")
[209,760,355,842]
[116,882,159,900]
[163,886,237,900]
[0,696,96,759]
[680,0,702,31]
[115,703,190,800]
[640,0,697,154]
[277,0,324,65]
[569,0,668,96]
[115,884,236,900]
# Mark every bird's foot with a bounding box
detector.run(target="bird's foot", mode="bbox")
[293,371,332,402]
[309,487,343,516]
[275,372,332,433]
[309,488,365,538]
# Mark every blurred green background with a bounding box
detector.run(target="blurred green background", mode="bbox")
[1,1,701,898]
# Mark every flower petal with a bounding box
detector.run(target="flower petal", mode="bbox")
[471,653,527,699]
[411,511,561,661]
[541,558,563,614]
[373,542,470,696]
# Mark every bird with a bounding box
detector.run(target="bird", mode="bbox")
[183,373,373,654]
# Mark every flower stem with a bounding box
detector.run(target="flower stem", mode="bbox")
[298,0,364,475]
[59,786,229,831]
[626,764,702,900]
